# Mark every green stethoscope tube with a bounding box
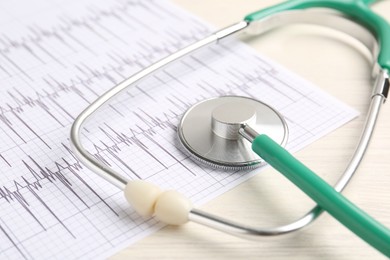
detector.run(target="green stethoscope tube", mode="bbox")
[245,0,390,71]
[245,0,390,255]
[252,134,390,256]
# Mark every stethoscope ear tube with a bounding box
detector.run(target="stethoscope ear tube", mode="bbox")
[244,0,390,71]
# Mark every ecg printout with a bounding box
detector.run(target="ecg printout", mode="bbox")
[0,0,359,259]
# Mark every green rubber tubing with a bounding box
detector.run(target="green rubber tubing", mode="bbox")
[244,0,390,71]
[252,134,390,257]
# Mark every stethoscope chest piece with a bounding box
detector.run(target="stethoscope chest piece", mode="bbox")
[178,96,288,169]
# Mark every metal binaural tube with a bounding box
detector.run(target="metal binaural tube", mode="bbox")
[239,125,260,143]
[70,22,249,190]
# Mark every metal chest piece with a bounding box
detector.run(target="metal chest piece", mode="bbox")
[177,96,289,169]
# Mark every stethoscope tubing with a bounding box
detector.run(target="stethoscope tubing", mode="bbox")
[70,4,390,256]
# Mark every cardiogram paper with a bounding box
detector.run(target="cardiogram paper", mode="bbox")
[0,0,358,259]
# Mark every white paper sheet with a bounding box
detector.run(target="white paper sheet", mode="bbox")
[0,0,358,259]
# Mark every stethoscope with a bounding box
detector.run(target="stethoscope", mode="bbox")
[70,0,390,257]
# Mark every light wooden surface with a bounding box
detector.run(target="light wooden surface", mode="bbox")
[111,1,390,259]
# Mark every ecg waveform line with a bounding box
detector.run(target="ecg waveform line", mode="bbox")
[1,95,189,222]
[0,55,282,177]
[0,62,203,165]
[0,0,208,81]
[0,143,118,224]
[0,53,283,162]
[0,108,208,259]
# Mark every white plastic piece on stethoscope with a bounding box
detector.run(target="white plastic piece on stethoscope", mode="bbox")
[154,191,192,225]
[124,180,162,217]
[124,180,192,225]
